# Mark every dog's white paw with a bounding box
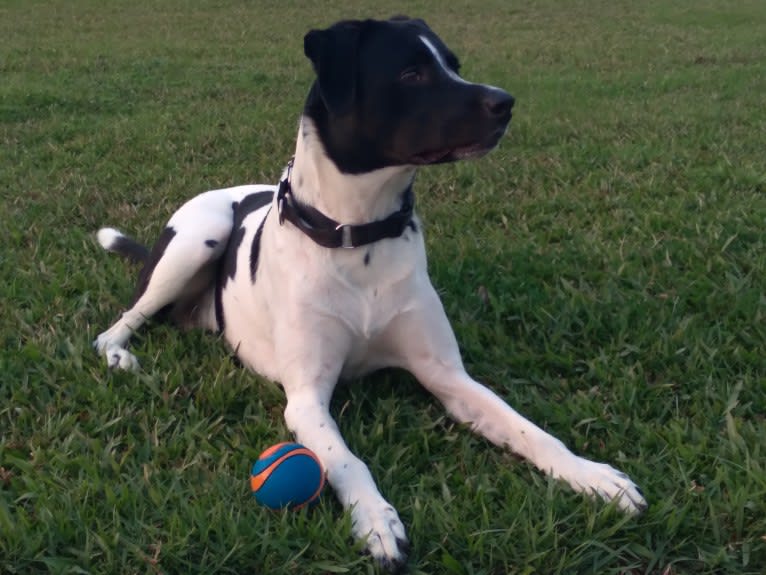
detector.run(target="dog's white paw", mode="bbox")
[94,335,140,371]
[105,346,140,371]
[351,499,409,571]
[568,458,647,514]
[94,324,140,371]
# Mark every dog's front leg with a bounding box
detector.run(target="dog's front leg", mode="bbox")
[386,283,647,514]
[278,333,409,570]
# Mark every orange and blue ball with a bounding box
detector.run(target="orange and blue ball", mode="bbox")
[250,442,326,510]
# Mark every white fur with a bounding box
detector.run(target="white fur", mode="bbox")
[95,118,646,567]
[419,35,468,85]
[96,227,124,251]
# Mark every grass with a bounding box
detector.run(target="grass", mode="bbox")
[1,0,765,573]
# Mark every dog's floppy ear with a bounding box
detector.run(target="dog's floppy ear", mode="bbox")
[304,21,362,116]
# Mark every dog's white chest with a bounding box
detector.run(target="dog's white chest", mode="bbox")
[221,207,425,381]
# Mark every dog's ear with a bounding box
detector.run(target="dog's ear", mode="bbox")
[304,22,362,116]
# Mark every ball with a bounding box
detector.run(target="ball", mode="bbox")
[250,442,326,510]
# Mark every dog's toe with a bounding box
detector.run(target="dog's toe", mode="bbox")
[352,501,409,571]
[105,346,140,372]
[570,459,647,514]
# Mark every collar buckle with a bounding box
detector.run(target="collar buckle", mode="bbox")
[276,179,289,225]
[335,224,354,248]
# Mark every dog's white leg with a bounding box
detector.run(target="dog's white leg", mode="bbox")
[95,227,223,370]
[387,284,647,514]
[94,187,257,370]
[276,327,409,570]
[284,390,409,568]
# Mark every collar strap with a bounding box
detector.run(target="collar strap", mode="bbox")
[276,177,415,249]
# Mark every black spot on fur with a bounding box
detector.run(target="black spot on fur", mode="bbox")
[132,226,176,304]
[249,218,267,283]
[220,192,273,286]
[215,191,273,331]
[214,287,225,333]
[364,251,371,266]
[205,239,219,248]
[408,220,418,233]
[221,227,245,286]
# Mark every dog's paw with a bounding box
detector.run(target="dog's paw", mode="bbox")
[94,337,140,372]
[106,346,140,371]
[352,500,409,571]
[94,327,140,371]
[569,459,647,514]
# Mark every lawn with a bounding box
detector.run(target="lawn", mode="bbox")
[1,0,765,573]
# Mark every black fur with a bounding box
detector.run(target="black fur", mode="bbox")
[302,17,513,174]
[304,22,360,116]
[214,270,226,334]
[107,234,150,264]
[249,218,266,283]
[214,191,273,331]
[219,191,273,288]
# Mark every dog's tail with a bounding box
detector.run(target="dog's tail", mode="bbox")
[97,227,150,264]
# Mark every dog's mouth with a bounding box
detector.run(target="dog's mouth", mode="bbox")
[408,127,508,166]
[410,141,488,164]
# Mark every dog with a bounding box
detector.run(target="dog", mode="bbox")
[94,16,646,570]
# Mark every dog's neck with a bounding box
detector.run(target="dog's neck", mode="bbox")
[289,117,416,225]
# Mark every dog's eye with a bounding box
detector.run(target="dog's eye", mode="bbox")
[399,67,423,83]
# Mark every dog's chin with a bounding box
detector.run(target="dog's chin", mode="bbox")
[407,128,508,166]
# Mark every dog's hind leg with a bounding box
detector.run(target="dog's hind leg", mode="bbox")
[94,185,273,370]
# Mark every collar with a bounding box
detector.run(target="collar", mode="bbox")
[276,164,415,249]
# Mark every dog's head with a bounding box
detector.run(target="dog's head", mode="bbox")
[303,17,514,174]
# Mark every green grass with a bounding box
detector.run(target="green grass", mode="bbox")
[2,0,765,573]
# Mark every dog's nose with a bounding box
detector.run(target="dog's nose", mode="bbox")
[483,89,515,118]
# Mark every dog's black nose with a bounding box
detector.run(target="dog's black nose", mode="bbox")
[483,89,515,118]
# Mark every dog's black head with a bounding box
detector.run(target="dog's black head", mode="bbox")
[303,17,514,174]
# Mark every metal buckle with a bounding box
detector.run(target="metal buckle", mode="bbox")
[336,223,354,248]
[277,179,288,225]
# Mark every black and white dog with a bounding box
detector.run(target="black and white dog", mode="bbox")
[94,17,646,570]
